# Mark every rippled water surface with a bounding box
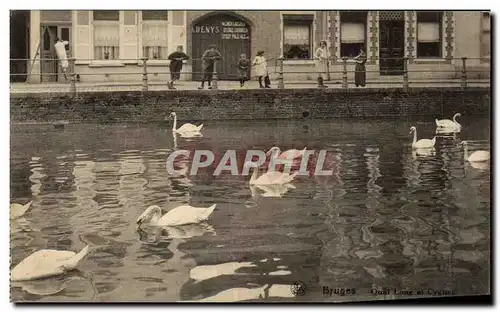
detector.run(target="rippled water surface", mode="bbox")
[10,116,491,302]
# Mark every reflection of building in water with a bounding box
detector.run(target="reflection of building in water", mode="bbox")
[403,152,422,190]
[377,145,406,197]
[29,156,45,197]
[72,155,97,209]
[118,153,147,220]
[93,156,120,214]
[364,147,383,196]
[38,154,77,250]
[143,150,173,206]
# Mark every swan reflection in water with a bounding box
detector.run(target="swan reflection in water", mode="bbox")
[411,148,436,159]
[249,184,296,198]
[469,161,489,170]
[137,222,216,242]
[435,127,460,137]
[11,270,96,299]
[179,283,296,302]
[11,217,37,234]
[180,257,295,302]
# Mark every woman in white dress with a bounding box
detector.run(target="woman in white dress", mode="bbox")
[253,51,270,88]
[314,40,329,88]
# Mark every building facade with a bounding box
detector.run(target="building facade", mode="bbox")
[11,10,490,83]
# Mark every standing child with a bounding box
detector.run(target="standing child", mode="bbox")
[167,45,190,90]
[253,51,270,88]
[237,53,250,87]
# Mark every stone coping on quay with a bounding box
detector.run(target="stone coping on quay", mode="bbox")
[10,79,491,96]
[10,85,491,100]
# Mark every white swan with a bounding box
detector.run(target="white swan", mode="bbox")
[436,113,461,131]
[244,162,298,185]
[461,141,490,163]
[409,126,436,149]
[168,112,203,135]
[10,201,33,220]
[266,146,307,160]
[10,245,90,282]
[136,204,217,227]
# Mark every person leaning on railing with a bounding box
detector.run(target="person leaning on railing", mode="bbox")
[198,44,222,90]
[167,45,190,90]
[54,38,70,82]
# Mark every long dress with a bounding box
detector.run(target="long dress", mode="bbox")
[354,52,367,87]
[253,56,268,77]
[314,47,329,79]
[54,41,69,69]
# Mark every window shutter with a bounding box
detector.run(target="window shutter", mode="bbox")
[417,22,440,42]
[74,10,91,60]
[122,11,138,60]
[284,24,310,45]
[170,11,185,51]
[341,22,365,43]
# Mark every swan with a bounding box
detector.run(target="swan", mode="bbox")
[266,146,307,160]
[436,113,461,131]
[136,204,217,228]
[168,112,203,135]
[244,162,298,185]
[10,245,90,282]
[461,141,490,162]
[409,126,436,149]
[10,201,33,220]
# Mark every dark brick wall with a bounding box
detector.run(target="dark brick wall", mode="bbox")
[10,87,490,123]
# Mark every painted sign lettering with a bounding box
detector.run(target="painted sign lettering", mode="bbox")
[192,25,221,34]
[221,21,246,27]
[222,21,249,40]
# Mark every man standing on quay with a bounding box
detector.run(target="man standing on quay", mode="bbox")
[167,45,190,90]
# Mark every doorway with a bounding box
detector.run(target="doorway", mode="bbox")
[379,13,405,75]
[40,24,72,82]
[191,13,251,81]
[10,10,30,83]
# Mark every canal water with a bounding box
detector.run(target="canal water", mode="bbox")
[10,116,490,302]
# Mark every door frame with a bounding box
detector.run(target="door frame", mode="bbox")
[40,23,72,82]
[378,19,405,76]
[190,12,252,81]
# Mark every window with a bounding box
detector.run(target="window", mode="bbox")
[416,11,443,58]
[481,11,490,60]
[283,15,313,59]
[142,10,168,60]
[340,11,367,58]
[93,10,120,60]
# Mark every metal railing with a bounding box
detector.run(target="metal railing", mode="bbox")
[9,55,490,93]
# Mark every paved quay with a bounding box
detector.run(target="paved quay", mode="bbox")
[10,79,490,94]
